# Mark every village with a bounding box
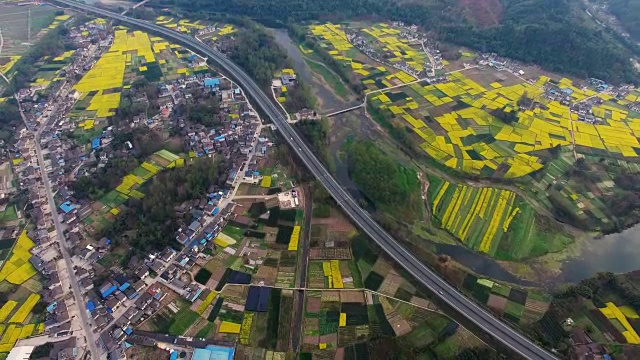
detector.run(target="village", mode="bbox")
[0,13,310,359]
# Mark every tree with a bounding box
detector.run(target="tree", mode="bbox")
[346,140,423,221]
[101,158,228,252]
[220,24,289,88]
[187,97,220,127]
[517,90,534,109]
[295,118,331,166]
[492,106,519,124]
[283,83,315,113]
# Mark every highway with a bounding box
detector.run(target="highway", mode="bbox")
[50,2,557,359]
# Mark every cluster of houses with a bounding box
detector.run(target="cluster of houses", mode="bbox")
[181,98,263,159]
[346,29,430,79]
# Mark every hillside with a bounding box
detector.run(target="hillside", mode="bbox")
[161,0,638,84]
[608,0,640,41]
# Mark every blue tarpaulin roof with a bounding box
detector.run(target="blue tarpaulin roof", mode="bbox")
[86,301,95,313]
[47,302,58,313]
[101,284,117,298]
[190,288,204,302]
[204,78,220,88]
[91,137,101,149]
[193,346,235,360]
[60,201,76,214]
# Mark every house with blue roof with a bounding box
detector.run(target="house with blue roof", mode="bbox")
[91,137,101,150]
[99,281,118,298]
[60,201,76,214]
[192,346,235,360]
[204,78,220,89]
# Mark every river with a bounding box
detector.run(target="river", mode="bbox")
[270,28,348,113]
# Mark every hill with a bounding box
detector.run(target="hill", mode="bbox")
[162,0,638,84]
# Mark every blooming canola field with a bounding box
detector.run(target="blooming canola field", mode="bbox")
[431,180,522,257]
[371,71,640,179]
[308,23,418,90]
[72,27,202,120]
[73,30,156,117]
[0,231,36,285]
[306,23,640,179]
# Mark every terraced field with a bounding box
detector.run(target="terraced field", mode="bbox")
[428,178,572,260]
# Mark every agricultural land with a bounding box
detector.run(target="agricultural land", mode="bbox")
[293,20,640,273]
[4,1,640,359]
[0,231,46,354]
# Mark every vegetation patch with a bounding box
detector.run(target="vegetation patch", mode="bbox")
[194,268,213,285]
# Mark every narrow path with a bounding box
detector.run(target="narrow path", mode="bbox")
[420,40,436,78]
[270,86,292,122]
[323,65,478,117]
[220,283,441,314]
[233,194,278,200]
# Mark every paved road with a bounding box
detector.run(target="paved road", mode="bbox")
[131,330,234,349]
[291,184,312,352]
[50,2,558,358]
[35,105,101,358]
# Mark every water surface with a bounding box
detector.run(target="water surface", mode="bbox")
[560,224,640,282]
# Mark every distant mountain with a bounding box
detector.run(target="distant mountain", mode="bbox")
[165,0,638,83]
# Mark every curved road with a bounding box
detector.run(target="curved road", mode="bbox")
[50,2,557,359]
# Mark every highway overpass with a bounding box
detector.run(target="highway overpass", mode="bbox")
[50,2,558,359]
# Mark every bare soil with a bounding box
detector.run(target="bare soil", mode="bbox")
[458,0,504,27]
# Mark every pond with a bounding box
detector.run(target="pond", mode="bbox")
[430,241,536,286]
[560,223,640,282]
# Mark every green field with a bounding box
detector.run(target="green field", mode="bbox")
[0,6,57,55]
[194,321,215,338]
[305,59,349,99]
[168,307,200,335]
[0,206,17,223]
[221,225,246,241]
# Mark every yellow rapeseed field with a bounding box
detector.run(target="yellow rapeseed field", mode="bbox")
[74,30,156,117]
[0,231,36,284]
